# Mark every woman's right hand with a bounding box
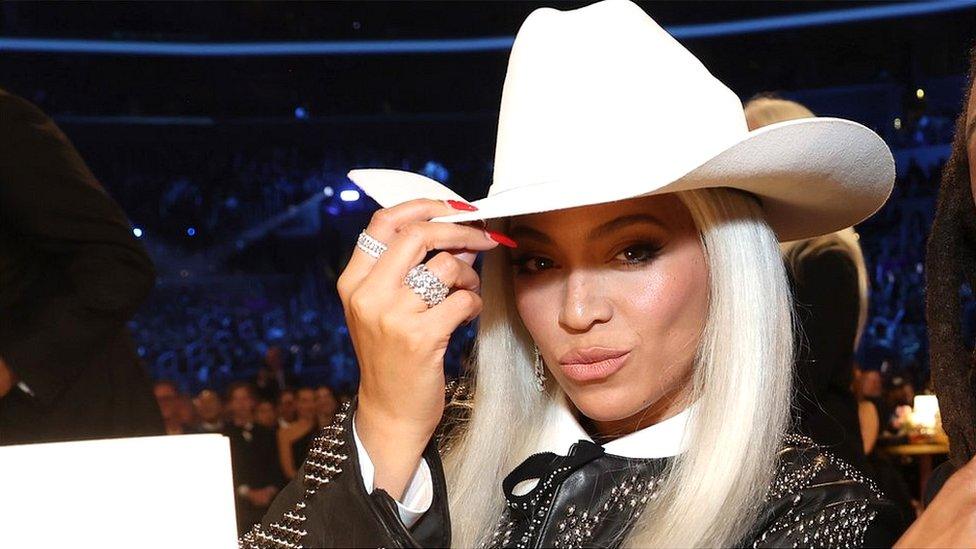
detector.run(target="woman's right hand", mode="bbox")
[336,198,510,499]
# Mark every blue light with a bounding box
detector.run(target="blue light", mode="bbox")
[2,1,971,56]
[186,227,197,237]
[323,186,334,197]
[294,106,308,119]
[339,189,361,202]
[132,227,143,238]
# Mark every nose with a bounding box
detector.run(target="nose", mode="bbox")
[558,270,613,332]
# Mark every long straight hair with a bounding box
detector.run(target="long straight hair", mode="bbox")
[442,187,795,547]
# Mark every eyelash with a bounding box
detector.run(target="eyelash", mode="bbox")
[509,241,662,275]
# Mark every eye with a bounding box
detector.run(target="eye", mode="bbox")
[614,242,661,266]
[510,255,556,274]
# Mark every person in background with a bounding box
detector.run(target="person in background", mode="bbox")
[276,388,297,429]
[920,44,976,506]
[223,381,283,535]
[744,95,870,475]
[254,346,297,402]
[177,392,197,431]
[194,389,225,433]
[314,384,338,427]
[255,399,278,430]
[276,387,318,480]
[153,380,194,435]
[0,88,163,444]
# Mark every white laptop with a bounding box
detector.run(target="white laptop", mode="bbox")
[0,434,238,549]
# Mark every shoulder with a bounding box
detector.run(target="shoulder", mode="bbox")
[746,433,903,548]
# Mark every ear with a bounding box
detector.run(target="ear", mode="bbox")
[347,169,466,208]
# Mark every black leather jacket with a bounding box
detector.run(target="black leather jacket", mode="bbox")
[240,398,905,548]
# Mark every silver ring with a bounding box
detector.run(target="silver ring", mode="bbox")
[357,230,388,259]
[404,264,450,308]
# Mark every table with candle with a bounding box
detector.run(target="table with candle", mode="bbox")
[877,394,949,500]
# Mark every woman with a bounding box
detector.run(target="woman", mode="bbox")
[315,384,339,426]
[276,387,318,480]
[241,1,926,547]
[744,95,872,476]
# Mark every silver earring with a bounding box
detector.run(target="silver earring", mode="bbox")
[533,344,547,392]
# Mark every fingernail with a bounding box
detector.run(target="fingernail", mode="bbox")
[447,200,478,211]
[486,230,517,248]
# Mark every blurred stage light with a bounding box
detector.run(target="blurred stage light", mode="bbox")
[916,88,925,99]
[340,190,360,202]
[187,227,197,237]
[132,228,144,238]
[323,186,334,197]
[294,106,308,119]
[893,117,902,129]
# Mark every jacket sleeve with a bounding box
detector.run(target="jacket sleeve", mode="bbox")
[240,400,452,549]
[0,90,155,407]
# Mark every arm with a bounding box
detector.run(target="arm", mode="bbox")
[277,427,297,480]
[242,400,450,549]
[0,90,155,407]
[858,400,879,455]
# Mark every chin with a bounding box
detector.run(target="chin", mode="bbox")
[561,382,655,423]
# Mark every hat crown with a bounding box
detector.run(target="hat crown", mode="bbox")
[491,0,748,195]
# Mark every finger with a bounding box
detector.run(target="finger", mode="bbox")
[425,288,484,328]
[341,198,478,294]
[451,251,478,267]
[396,252,481,312]
[425,251,481,292]
[369,221,499,289]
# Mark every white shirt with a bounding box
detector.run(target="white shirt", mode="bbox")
[353,395,696,528]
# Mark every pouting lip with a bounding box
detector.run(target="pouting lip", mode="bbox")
[558,346,631,365]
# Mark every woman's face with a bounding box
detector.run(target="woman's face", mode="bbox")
[296,389,317,420]
[509,193,708,434]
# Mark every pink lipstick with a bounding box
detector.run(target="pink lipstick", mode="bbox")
[558,347,631,382]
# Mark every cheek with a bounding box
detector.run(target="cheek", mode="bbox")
[513,278,560,339]
[624,244,708,364]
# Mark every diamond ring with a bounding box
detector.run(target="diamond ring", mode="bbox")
[404,264,450,308]
[356,230,388,259]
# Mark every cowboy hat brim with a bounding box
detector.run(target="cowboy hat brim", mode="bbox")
[347,116,894,242]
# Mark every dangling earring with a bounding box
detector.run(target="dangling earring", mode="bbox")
[533,344,547,392]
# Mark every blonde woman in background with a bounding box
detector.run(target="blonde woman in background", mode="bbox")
[745,96,872,473]
[746,95,916,530]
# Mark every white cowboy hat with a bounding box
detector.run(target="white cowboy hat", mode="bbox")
[347,0,894,242]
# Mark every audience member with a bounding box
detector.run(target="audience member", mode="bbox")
[276,387,319,480]
[194,389,225,433]
[223,381,283,535]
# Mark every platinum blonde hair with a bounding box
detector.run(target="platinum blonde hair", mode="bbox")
[442,188,795,547]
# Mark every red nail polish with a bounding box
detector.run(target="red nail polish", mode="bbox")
[486,230,518,248]
[447,200,478,211]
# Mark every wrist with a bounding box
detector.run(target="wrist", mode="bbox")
[355,396,439,445]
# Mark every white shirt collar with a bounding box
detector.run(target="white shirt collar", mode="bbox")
[534,392,696,459]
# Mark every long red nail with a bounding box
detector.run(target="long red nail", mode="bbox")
[486,230,517,248]
[447,200,478,211]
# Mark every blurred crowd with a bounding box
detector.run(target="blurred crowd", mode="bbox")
[152,361,342,534]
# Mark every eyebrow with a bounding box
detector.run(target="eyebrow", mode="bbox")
[509,213,667,244]
[589,213,668,240]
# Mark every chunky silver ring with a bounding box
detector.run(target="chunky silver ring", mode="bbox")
[357,230,388,259]
[404,264,450,308]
